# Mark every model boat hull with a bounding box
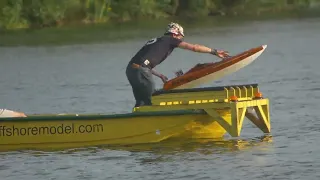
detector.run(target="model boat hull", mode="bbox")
[163,45,267,90]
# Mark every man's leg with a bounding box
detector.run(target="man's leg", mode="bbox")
[126,64,155,107]
[126,65,144,107]
[131,86,143,107]
[138,67,155,106]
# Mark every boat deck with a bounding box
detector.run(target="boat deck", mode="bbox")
[136,83,271,138]
[152,83,260,105]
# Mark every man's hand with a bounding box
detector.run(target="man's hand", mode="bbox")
[210,49,230,59]
[159,74,168,83]
[177,42,231,59]
[151,69,168,83]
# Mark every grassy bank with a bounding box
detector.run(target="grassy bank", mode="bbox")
[1,7,320,47]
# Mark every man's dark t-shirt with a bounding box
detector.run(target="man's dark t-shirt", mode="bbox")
[129,35,182,69]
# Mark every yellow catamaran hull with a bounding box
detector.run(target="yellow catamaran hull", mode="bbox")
[0,111,225,151]
[0,84,271,152]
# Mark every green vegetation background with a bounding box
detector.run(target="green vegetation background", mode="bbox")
[1,0,319,46]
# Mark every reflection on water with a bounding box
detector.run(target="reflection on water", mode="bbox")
[0,135,273,178]
[104,135,273,154]
[19,135,271,159]
[0,135,273,157]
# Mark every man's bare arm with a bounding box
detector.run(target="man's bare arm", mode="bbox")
[151,69,168,83]
[177,41,229,58]
[151,69,162,78]
[178,42,213,53]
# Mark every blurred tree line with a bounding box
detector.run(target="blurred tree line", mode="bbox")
[0,0,318,30]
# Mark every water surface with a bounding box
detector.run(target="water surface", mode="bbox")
[1,18,320,179]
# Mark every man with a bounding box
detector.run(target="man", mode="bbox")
[126,22,229,107]
[0,108,27,117]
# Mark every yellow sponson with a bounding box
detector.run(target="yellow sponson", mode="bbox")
[0,83,270,152]
[136,83,271,140]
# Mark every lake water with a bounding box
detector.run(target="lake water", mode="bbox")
[1,18,320,179]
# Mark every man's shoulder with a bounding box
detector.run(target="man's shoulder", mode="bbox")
[160,35,182,45]
[159,35,174,40]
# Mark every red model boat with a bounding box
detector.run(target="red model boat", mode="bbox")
[163,45,267,90]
